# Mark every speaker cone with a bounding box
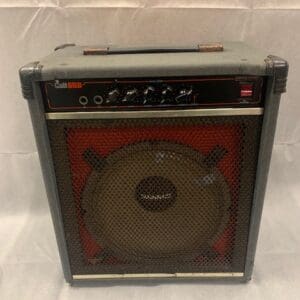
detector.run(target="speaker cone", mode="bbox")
[82,141,230,260]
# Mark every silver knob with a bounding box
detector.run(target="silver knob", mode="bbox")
[143,86,156,104]
[175,88,193,103]
[106,89,120,104]
[122,88,138,103]
[161,86,173,104]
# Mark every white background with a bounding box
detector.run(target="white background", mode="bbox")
[0,1,299,299]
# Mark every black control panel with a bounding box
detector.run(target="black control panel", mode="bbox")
[43,76,264,112]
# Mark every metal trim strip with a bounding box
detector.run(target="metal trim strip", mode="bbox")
[73,272,244,280]
[45,108,263,120]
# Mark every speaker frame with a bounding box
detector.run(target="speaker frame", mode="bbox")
[19,44,288,284]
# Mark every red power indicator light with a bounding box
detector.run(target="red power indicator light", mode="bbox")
[240,84,253,97]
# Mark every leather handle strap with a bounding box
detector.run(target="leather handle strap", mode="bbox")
[83,43,223,55]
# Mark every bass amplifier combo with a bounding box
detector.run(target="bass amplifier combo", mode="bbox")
[19,42,288,284]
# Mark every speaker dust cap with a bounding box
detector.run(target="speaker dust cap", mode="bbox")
[82,141,230,260]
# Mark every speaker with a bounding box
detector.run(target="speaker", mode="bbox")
[19,43,288,284]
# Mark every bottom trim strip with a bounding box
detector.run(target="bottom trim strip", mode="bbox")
[73,272,244,280]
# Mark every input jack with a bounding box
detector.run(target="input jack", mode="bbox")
[79,96,88,106]
[93,95,104,105]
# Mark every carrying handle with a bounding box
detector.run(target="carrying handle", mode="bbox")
[83,43,223,55]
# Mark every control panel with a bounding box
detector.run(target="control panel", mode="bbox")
[43,76,264,112]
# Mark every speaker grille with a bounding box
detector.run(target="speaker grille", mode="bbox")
[47,116,262,275]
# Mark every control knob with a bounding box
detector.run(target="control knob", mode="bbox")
[160,86,173,104]
[122,88,138,104]
[175,87,193,103]
[143,86,156,104]
[106,89,120,105]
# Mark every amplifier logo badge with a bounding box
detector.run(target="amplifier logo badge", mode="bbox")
[67,82,83,89]
[54,80,83,89]
[54,80,67,89]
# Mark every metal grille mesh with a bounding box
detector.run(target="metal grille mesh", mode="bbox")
[47,116,262,275]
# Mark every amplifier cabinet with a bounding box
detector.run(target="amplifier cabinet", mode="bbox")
[19,42,288,284]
